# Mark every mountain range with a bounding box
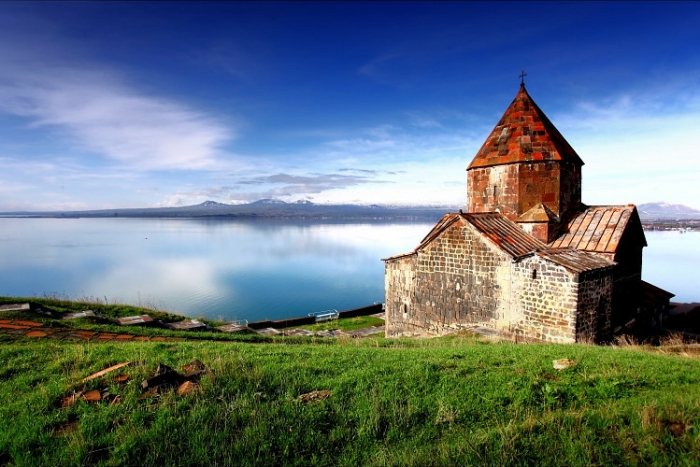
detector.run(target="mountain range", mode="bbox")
[0,199,456,221]
[2,200,698,221]
[637,202,700,220]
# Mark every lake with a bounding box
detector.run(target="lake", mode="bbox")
[0,218,697,321]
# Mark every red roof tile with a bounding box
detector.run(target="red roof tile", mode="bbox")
[384,212,547,261]
[462,212,547,259]
[549,205,646,253]
[536,249,615,273]
[468,84,584,170]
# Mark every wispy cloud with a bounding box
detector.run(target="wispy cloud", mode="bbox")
[0,37,234,171]
[548,83,700,205]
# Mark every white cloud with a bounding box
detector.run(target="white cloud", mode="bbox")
[0,63,233,171]
[551,87,700,207]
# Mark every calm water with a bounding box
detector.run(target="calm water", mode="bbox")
[0,218,697,321]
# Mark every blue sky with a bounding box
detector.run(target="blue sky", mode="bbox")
[1,2,699,211]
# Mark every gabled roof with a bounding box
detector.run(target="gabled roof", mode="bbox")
[413,212,546,259]
[536,249,614,273]
[463,212,547,259]
[384,211,617,274]
[468,84,584,170]
[640,280,675,307]
[384,212,547,261]
[549,205,647,253]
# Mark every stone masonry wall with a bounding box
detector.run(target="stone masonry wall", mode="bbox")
[384,255,419,337]
[467,165,520,220]
[510,255,579,343]
[574,269,613,342]
[467,161,581,221]
[516,162,563,217]
[384,221,511,337]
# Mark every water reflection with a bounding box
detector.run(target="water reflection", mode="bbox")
[0,218,431,321]
[642,230,700,303]
[3,218,693,320]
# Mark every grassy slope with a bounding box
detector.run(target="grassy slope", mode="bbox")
[1,335,700,467]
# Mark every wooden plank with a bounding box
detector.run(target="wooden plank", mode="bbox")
[82,362,132,383]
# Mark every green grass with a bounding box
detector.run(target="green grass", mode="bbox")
[297,315,385,332]
[1,334,700,466]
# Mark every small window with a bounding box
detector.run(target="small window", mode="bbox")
[493,186,498,197]
[402,303,408,316]
[531,269,537,280]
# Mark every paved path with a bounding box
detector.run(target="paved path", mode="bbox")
[0,318,185,342]
[0,317,385,343]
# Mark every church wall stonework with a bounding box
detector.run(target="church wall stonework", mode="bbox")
[510,256,579,343]
[385,222,512,337]
[574,269,613,341]
[467,161,581,221]
[467,165,520,219]
[385,237,615,343]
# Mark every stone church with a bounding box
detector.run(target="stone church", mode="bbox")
[383,83,666,343]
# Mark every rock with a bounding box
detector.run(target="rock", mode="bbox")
[61,391,83,407]
[298,390,332,403]
[183,359,206,372]
[112,374,130,384]
[177,381,200,396]
[81,390,102,402]
[553,358,576,370]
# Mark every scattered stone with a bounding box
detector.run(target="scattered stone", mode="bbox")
[116,314,155,326]
[61,391,84,407]
[315,330,352,338]
[255,327,282,336]
[14,319,43,327]
[0,323,31,330]
[140,361,209,397]
[73,330,97,338]
[0,303,30,312]
[165,319,209,331]
[351,326,385,337]
[182,370,207,382]
[665,420,689,437]
[112,374,130,384]
[283,328,315,337]
[298,390,332,403]
[62,311,96,320]
[183,359,206,372]
[82,362,132,383]
[155,363,175,376]
[217,323,248,333]
[97,333,117,340]
[81,389,102,403]
[26,330,48,338]
[177,381,200,396]
[142,372,178,391]
[553,359,576,370]
[139,387,159,400]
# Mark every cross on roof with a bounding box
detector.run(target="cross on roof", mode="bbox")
[519,69,527,85]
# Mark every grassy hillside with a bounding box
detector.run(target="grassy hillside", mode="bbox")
[2,333,700,466]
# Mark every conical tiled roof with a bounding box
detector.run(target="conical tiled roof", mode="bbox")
[467,84,584,169]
